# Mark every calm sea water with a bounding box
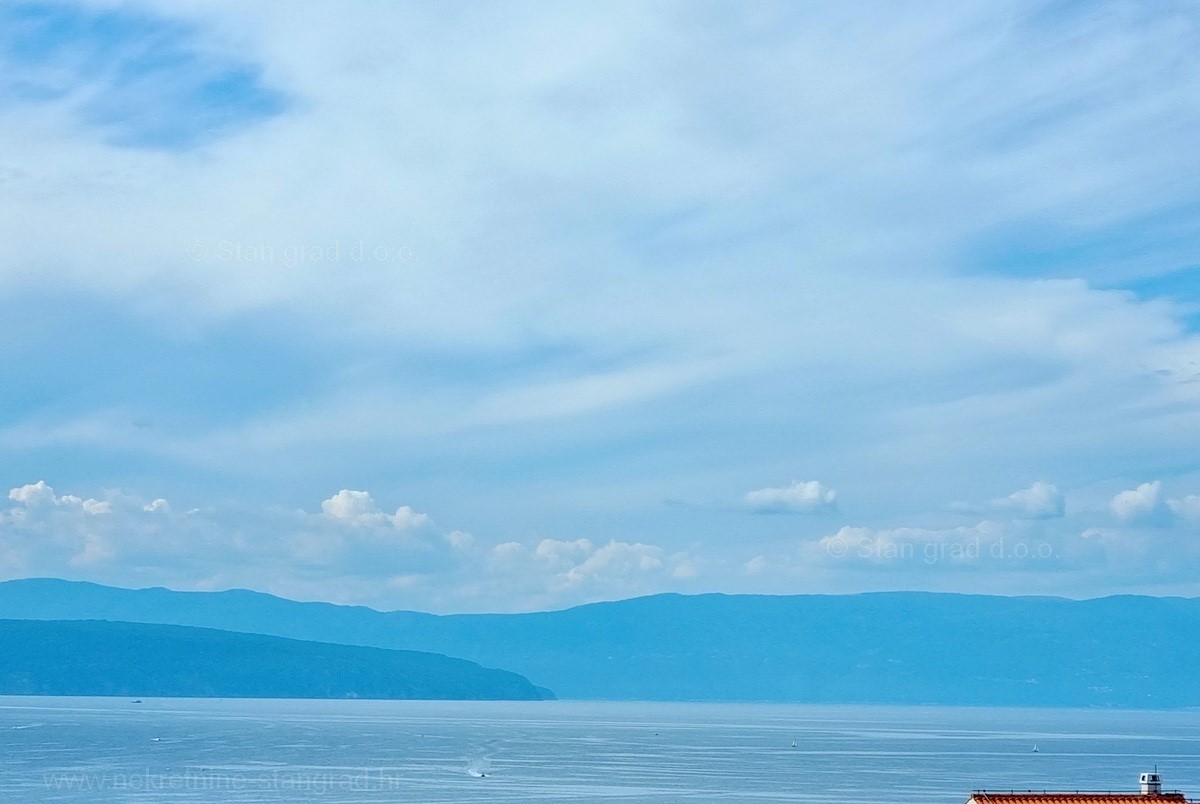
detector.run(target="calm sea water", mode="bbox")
[1,698,1198,803]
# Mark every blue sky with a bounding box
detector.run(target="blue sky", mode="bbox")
[2,0,1200,611]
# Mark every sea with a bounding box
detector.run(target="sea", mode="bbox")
[2,698,1198,803]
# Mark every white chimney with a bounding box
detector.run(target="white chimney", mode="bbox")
[1140,772,1162,795]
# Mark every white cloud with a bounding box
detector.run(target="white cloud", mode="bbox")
[1080,527,1118,544]
[390,505,429,529]
[8,481,111,515]
[991,481,1065,519]
[80,499,112,515]
[481,536,701,603]
[491,541,525,560]
[321,489,377,520]
[744,481,837,513]
[9,481,56,507]
[2,481,160,569]
[1110,481,1163,523]
[321,489,430,529]
[444,530,474,550]
[671,559,699,580]
[2,485,456,606]
[1167,495,1200,521]
[559,541,663,588]
[534,538,595,566]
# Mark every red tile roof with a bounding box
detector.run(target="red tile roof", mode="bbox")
[968,795,1192,804]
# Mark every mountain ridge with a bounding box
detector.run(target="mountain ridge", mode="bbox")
[3,578,1199,706]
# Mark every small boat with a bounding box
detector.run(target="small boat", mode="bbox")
[1032,744,1039,753]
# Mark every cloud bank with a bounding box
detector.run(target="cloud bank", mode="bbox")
[2,1,1200,606]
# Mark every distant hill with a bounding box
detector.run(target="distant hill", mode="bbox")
[0,618,553,700]
[2,579,1199,706]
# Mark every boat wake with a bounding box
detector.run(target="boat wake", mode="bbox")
[466,758,492,778]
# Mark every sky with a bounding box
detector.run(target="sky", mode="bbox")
[1,0,1200,612]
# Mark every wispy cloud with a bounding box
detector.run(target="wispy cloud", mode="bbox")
[0,2,288,148]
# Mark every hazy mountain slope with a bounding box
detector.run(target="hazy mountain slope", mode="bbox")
[0,618,554,700]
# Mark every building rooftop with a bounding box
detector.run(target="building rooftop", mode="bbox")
[968,795,1190,804]
[969,774,1195,804]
